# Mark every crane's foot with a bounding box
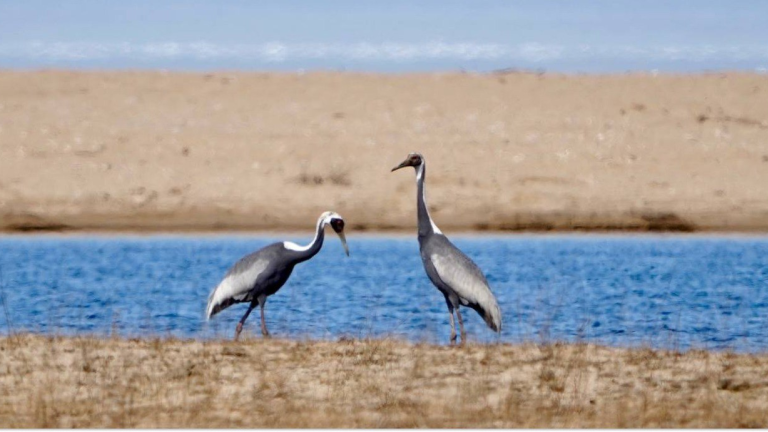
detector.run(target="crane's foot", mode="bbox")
[261,327,271,338]
[234,323,244,341]
[449,332,457,346]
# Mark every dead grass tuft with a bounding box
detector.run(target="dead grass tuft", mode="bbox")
[1,335,767,427]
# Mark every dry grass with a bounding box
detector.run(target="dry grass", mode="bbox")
[1,335,768,427]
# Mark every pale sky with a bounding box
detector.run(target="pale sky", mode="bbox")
[1,0,766,71]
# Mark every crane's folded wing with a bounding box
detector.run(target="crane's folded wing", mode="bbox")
[206,258,269,319]
[430,251,502,332]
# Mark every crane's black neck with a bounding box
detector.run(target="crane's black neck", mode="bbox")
[416,162,438,239]
[292,218,326,263]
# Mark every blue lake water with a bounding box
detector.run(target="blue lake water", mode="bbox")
[1,234,767,352]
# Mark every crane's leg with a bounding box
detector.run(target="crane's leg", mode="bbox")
[235,302,256,341]
[445,296,457,345]
[456,308,467,345]
[258,295,270,338]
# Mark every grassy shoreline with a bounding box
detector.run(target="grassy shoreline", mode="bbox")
[1,335,767,427]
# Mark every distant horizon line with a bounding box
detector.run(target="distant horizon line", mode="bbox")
[1,41,767,71]
[1,67,767,76]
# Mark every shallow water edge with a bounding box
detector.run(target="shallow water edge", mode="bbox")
[2,233,767,352]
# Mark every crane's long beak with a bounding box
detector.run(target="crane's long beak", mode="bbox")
[337,231,349,256]
[391,159,409,172]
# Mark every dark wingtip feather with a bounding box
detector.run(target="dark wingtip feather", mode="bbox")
[470,302,502,333]
[484,312,502,333]
[205,296,235,321]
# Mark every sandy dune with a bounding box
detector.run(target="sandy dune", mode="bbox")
[1,70,767,232]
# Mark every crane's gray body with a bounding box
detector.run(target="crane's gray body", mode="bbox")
[205,211,347,340]
[407,157,502,334]
[419,233,500,331]
[205,226,326,320]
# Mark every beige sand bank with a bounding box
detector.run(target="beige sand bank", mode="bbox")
[1,335,767,428]
[1,70,767,233]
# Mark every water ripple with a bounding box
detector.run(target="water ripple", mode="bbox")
[1,234,768,352]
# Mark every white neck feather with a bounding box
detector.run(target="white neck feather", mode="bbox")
[283,240,312,252]
[417,162,442,235]
[283,216,327,251]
